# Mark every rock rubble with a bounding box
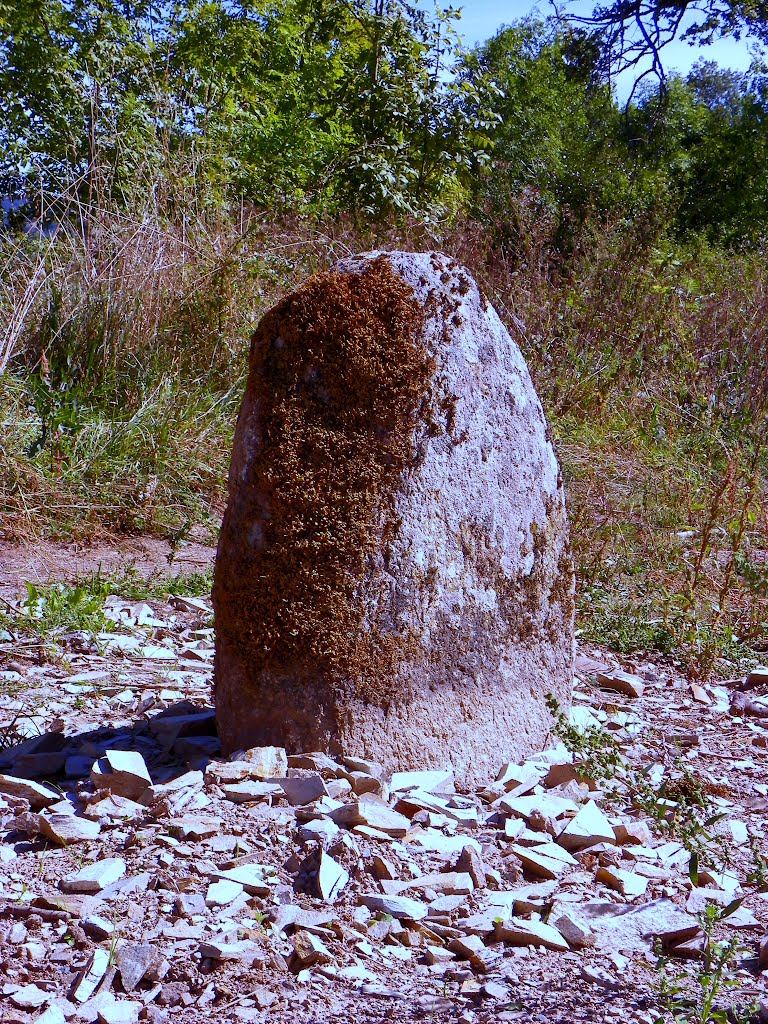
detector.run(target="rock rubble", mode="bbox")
[0,592,767,1023]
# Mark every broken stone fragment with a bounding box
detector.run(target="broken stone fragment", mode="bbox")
[394,789,479,827]
[198,938,264,964]
[60,857,126,894]
[167,817,218,840]
[510,843,577,880]
[447,934,499,973]
[542,762,595,790]
[39,813,101,845]
[558,800,616,851]
[173,893,207,918]
[596,866,649,898]
[338,755,382,778]
[37,1006,67,1024]
[552,911,597,949]
[494,916,569,952]
[72,948,111,1002]
[578,898,701,952]
[209,863,274,896]
[205,760,261,785]
[488,882,557,916]
[495,761,543,793]
[390,770,455,795]
[84,794,146,822]
[460,909,502,937]
[205,879,244,907]
[455,845,487,888]
[278,774,329,805]
[221,779,282,804]
[298,818,340,845]
[239,746,288,778]
[429,894,469,915]
[424,945,456,965]
[500,793,579,824]
[722,905,761,929]
[293,847,350,902]
[411,830,482,857]
[382,871,475,897]
[96,997,143,1024]
[91,750,152,801]
[288,752,344,775]
[0,773,59,809]
[667,934,708,959]
[685,887,731,915]
[270,904,337,935]
[613,820,653,846]
[291,930,335,970]
[745,666,768,689]
[722,818,749,846]
[360,893,429,920]
[330,795,410,837]
[140,770,204,804]
[596,670,644,699]
[115,943,160,992]
[82,916,116,941]
[346,772,383,797]
[10,983,49,1009]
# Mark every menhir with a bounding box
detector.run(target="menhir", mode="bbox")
[213,250,574,787]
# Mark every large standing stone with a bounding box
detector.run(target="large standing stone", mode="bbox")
[213,251,573,787]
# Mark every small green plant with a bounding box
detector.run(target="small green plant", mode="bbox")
[633,765,731,870]
[77,565,213,601]
[544,692,623,784]
[0,580,111,638]
[107,926,121,969]
[746,834,768,890]
[654,903,758,1024]
[547,696,731,874]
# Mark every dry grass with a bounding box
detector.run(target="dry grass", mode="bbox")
[1,191,766,677]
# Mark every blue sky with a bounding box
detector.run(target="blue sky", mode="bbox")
[450,0,761,97]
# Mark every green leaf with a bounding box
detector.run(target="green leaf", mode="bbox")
[688,850,699,886]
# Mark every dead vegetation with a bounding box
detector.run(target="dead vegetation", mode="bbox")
[1,194,767,678]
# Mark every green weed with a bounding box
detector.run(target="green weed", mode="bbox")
[1,580,111,637]
[547,696,731,872]
[0,566,212,646]
[654,903,758,1024]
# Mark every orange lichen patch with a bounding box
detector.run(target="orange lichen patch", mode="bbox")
[214,256,433,703]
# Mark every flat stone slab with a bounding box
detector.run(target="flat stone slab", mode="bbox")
[39,813,101,845]
[60,857,126,894]
[0,774,59,809]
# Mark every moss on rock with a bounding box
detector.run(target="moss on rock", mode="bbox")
[214,255,433,704]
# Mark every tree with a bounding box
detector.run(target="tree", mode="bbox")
[0,0,164,211]
[0,0,485,219]
[458,20,636,232]
[571,0,768,97]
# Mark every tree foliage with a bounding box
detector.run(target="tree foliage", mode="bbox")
[1,3,768,242]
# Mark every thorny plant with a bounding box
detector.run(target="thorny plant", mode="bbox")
[653,904,759,1024]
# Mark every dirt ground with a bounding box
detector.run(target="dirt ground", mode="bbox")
[0,537,217,600]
